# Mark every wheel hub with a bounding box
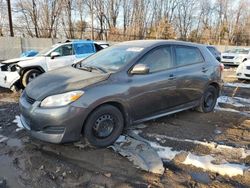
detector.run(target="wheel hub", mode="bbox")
[204,93,214,108]
[28,73,39,82]
[93,114,115,138]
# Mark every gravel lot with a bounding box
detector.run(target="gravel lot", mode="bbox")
[0,66,250,188]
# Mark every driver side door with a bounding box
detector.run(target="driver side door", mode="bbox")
[127,45,179,121]
[46,44,76,71]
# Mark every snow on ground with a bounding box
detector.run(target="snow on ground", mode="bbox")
[148,141,180,160]
[217,96,249,107]
[119,131,249,177]
[215,96,250,117]
[13,116,24,132]
[183,153,246,177]
[146,133,250,159]
[224,82,250,89]
[147,138,247,177]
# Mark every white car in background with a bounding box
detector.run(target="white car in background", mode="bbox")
[0,40,108,91]
[236,59,250,80]
[221,48,250,66]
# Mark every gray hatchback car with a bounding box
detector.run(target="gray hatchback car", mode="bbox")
[19,40,223,147]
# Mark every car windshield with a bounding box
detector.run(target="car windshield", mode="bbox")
[79,45,144,72]
[225,49,250,54]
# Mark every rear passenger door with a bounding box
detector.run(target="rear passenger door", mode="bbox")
[173,45,208,105]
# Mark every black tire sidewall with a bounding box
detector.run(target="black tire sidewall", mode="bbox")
[84,105,124,147]
[201,86,218,113]
[22,69,41,87]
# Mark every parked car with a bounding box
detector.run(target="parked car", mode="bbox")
[236,59,250,80]
[0,40,107,91]
[19,40,223,147]
[221,48,250,66]
[206,45,221,62]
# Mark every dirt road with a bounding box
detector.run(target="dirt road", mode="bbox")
[0,67,250,188]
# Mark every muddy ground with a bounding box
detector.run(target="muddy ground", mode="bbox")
[0,66,250,188]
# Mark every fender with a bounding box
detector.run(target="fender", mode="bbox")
[20,66,46,76]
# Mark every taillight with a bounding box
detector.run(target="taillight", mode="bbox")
[219,63,224,72]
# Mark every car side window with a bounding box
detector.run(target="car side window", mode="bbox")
[175,46,204,66]
[137,46,173,73]
[53,44,73,56]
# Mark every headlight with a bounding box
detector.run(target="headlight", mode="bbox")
[40,91,84,107]
[7,64,21,72]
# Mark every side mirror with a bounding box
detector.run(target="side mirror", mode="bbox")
[131,64,149,75]
[51,52,61,59]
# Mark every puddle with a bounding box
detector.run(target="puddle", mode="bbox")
[0,155,24,188]
[7,138,23,148]
[190,172,212,184]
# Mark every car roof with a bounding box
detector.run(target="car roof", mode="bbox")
[115,40,205,48]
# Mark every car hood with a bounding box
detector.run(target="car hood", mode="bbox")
[17,56,46,68]
[25,67,109,101]
[2,56,35,64]
[221,53,247,58]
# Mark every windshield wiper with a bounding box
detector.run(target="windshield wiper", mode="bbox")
[83,65,107,73]
[90,66,108,73]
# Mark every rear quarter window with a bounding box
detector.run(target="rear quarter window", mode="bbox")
[175,46,204,66]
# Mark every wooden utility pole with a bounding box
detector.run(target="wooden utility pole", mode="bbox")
[91,0,94,40]
[6,0,14,37]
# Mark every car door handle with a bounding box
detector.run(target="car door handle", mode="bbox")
[169,74,176,80]
[202,67,208,73]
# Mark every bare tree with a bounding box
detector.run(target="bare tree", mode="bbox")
[175,0,197,40]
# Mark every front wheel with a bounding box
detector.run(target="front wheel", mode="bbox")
[21,69,42,87]
[84,105,124,147]
[196,86,218,113]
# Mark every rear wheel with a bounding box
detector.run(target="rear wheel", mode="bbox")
[196,86,218,113]
[84,105,124,147]
[21,69,42,87]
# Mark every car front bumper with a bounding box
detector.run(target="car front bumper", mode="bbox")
[0,70,20,89]
[221,59,242,65]
[236,66,250,80]
[19,92,88,143]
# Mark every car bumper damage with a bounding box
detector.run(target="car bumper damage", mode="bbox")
[19,92,88,143]
[0,64,20,89]
[0,70,20,89]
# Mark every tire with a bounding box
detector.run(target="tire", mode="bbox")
[84,105,124,147]
[196,86,218,113]
[21,69,42,87]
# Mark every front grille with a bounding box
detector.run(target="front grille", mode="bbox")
[23,92,36,104]
[222,56,234,59]
[246,66,250,70]
[222,61,233,64]
[245,74,250,77]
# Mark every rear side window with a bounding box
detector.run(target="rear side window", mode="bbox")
[73,42,96,54]
[137,46,173,73]
[175,46,204,66]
